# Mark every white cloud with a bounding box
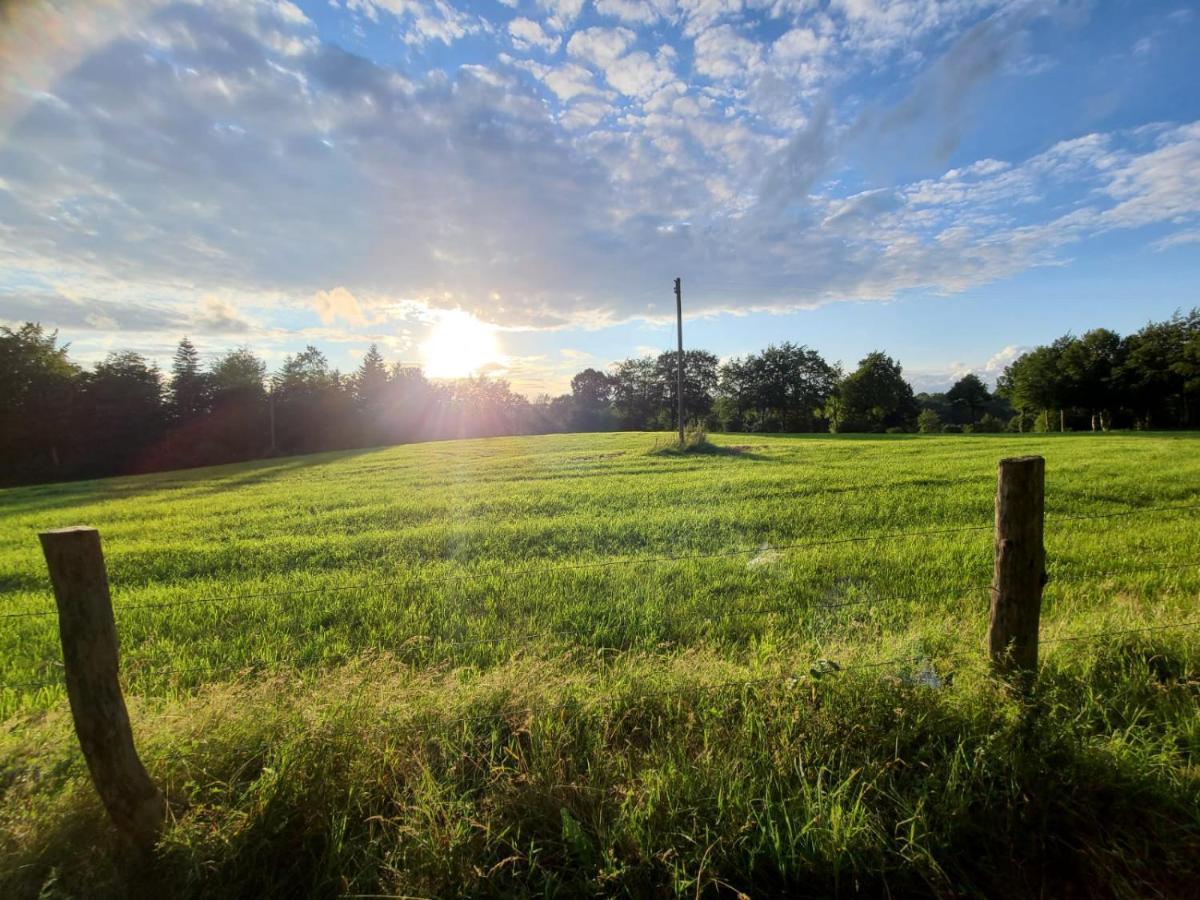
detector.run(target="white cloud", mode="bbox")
[693,25,763,80]
[567,26,636,68]
[347,0,482,46]
[605,49,679,98]
[508,17,562,54]
[595,0,674,25]
[677,0,743,37]
[510,58,605,101]
[1153,229,1200,252]
[1,0,1192,353]
[538,0,587,31]
[313,287,368,326]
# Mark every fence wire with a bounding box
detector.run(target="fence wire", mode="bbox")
[4,499,1199,622]
[111,622,1200,767]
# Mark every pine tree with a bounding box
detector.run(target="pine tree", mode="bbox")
[354,344,389,410]
[169,337,210,422]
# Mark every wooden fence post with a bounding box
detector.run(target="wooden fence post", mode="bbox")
[987,457,1046,684]
[39,526,165,848]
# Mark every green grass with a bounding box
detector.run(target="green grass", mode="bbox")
[2,431,1199,897]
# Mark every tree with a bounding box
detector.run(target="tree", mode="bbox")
[0,323,82,481]
[946,373,991,424]
[168,337,211,424]
[1119,312,1195,428]
[569,368,615,431]
[837,352,918,432]
[653,349,719,429]
[917,408,941,433]
[1058,328,1124,430]
[444,376,530,438]
[83,352,164,475]
[717,343,837,432]
[207,347,269,461]
[997,341,1071,432]
[273,346,348,453]
[611,356,663,430]
[353,344,391,445]
[383,364,438,442]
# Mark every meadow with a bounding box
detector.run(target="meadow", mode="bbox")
[2,431,1200,897]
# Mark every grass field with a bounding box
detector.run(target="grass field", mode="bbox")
[3,431,1200,897]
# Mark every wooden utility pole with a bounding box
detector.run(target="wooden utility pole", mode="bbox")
[268,389,277,455]
[674,276,684,445]
[987,456,1046,686]
[39,527,166,847]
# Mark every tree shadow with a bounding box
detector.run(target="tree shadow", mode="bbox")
[0,448,386,520]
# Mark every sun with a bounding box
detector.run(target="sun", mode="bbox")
[420,310,504,379]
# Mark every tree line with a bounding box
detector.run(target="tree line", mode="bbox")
[2,309,1197,485]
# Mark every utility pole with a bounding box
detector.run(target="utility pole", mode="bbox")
[674,277,684,446]
[268,389,277,455]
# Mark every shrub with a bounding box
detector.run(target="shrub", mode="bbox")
[917,409,941,434]
[975,413,1004,433]
[942,423,963,434]
[885,426,906,434]
[1008,412,1037,433]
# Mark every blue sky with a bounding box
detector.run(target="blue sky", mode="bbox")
[1,0,1198,394]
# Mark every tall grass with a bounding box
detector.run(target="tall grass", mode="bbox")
[2,432,1199,896]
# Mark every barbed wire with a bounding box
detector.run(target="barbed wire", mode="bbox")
[0,584,987,691]
[9,587,1200,695]
[5,500,1199,622]
[138,621,1200,762]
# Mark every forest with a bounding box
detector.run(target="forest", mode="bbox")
[2,310,1197,486]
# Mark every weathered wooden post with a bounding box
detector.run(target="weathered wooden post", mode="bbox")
[987,457,1046,685]
[39,526,165,847]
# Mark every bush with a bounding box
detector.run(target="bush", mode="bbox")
[917,409,941,434]
[974,413,1004,433]
[1008,412,1037,433]
[942,423,963,434]
[885,426,906,434]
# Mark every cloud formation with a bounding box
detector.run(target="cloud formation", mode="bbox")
[0,0,1196,372]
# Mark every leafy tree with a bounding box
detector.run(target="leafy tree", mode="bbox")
[1059,328,1124,430]
[1119,313,1194,428]
[653,349,720,429]
[946,373,991,424]
[0,323,81,481]
[444,376,530,438]
[917,408,941,433]
[837,352,918,432]
[569,368,616,431]
[974,413,1005,433]
[83,352,164,475]
[273,346,348,453]
[718,343,837,432]
[205,347,269,461]
[611,356,663,430]
[997,340,1072,432]
[383,364,438,442]
[211,347,267,397]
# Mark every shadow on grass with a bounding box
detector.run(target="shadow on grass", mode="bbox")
[0,448,385,522]
[5,641,1200,899]
[646,440,771,461]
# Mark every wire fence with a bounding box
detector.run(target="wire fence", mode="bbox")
[4,498,1200,697]
[6,475,1200,850]
[119,619,1200,770]
[2,549,1200,696]
[4,499,1199,623]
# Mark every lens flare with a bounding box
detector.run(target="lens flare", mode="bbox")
[420,310,504,379]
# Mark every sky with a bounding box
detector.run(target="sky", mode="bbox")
[0,0,1198,395]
